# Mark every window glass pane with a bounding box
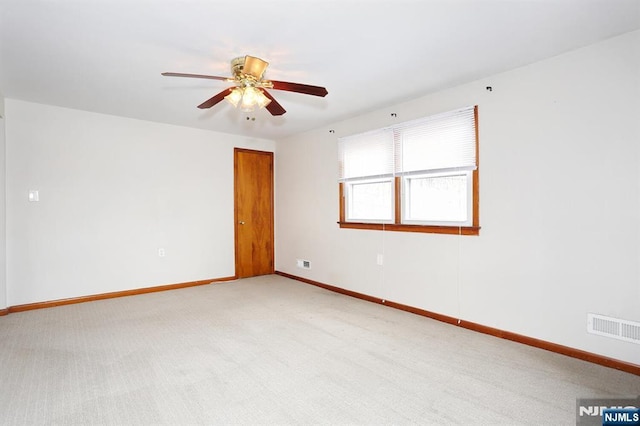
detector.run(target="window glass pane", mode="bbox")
[348,180,393,221]
[405,174,468,222]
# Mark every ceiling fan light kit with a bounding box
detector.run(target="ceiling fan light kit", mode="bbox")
[162,55,328,116]
[225,86,272,112]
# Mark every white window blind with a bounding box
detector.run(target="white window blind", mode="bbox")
[397,106,477,174]
[338,128,394,180]
[338,106,476,180]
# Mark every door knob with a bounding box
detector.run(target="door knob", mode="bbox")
[239,221,245,225]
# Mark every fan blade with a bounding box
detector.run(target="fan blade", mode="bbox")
[270,80,328,97]
[197,88,233,109]
[243,56,269,79]
[262,90,286,116]
[162,72,230,81]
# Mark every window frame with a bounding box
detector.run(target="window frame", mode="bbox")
[338,106,480,236]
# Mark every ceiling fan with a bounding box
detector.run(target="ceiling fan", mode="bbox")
[162,55,328,116]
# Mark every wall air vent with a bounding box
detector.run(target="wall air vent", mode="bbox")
[296,259,311,269]
[587,313,640,344]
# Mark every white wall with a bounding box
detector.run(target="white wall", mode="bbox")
[5,100,274,306]
[275,30,640,365]
[0,92,6,310]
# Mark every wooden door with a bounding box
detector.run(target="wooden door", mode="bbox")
[234,148,274,278]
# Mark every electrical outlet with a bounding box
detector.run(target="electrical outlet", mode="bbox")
[377,254,384,265]
[158,248,165,257]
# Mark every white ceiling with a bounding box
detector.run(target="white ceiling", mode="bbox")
[1,0,639,140]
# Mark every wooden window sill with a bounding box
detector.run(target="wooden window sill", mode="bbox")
[337,221,480,235]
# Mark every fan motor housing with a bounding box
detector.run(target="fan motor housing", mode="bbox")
[230,57,246,77]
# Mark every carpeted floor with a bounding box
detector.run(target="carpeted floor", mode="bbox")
[0,274,638,425]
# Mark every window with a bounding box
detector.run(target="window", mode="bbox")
[338,106,479,235]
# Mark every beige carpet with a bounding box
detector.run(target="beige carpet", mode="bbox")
[0,274,638,425]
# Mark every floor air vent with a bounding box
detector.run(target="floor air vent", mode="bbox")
[587,313,640,344]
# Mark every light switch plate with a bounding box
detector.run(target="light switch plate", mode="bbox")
[28,190,39,202]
